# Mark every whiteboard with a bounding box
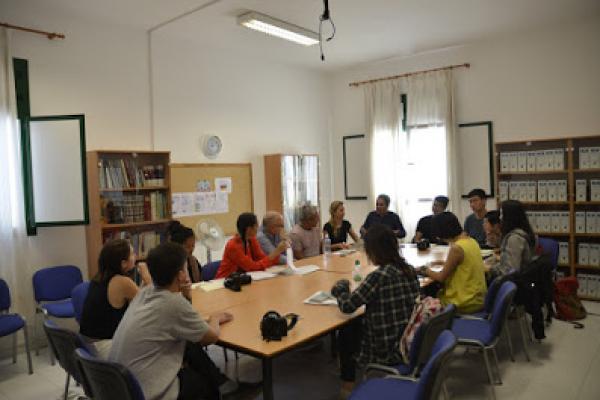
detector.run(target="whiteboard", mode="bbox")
[457,122,494,197]
[343,135,368,199]
[28,115,88,225]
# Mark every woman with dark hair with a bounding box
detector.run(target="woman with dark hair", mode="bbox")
[80,239,152,358]
[215,212,288,279]
[168,221,202,283]
[491,200,537,277]
[330,224,420,395]
[422,212,487,313]
[360,194,406,238]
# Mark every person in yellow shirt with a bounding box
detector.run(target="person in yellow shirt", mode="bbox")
[422,211,487,313]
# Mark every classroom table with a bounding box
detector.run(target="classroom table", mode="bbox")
[190,247,444,400]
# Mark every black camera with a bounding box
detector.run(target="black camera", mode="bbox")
[260,311,299,341]
[224,272,252,292]
[417,238,431,251]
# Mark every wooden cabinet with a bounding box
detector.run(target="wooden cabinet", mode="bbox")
[264,154,319,230]
[85,150,171,278]
[495,135,600,300]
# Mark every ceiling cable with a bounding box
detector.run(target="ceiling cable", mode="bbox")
[319,0,336,61]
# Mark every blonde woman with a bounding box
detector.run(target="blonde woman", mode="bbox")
[323,201,359,250]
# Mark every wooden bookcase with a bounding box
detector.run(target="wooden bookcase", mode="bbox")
[85,150,172,279]
[495,135,600,301]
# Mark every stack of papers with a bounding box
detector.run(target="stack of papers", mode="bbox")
[194,279,225,292]
[247,271,277,281]
[304,291,338,306]
[333,249,357,256]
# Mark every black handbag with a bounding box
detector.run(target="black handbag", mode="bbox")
[260,311,299,341]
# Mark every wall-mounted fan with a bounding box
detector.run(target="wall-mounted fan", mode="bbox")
[194,219,225,263]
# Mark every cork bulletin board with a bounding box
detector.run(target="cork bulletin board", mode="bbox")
[170,163,254,235]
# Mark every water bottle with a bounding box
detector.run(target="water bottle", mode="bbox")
[323,233,332,257]
[353,259,362,282]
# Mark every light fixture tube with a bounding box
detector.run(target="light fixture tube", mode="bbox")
[237,11,319,46]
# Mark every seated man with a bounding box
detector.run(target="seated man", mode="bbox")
[290,204,321,259]
[257,211,287,265]
[110,242,233,400]
[360,194,406,239]
[483,210,502,249]
[412,195,449,243]
[464,188,488,247]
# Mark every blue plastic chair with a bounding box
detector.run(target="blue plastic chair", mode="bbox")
[32,265,83,362]
[537,237,559,270]
[451,281,517,399]
[201,261,221,281]
[43,319,95,400]
[0,279,33,374]
[350,330,457,400]
[71,281,91,324]
[366,304,456,378]
[75,347,146,400]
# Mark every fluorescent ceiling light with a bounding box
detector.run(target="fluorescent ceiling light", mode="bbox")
[237,11,319,46]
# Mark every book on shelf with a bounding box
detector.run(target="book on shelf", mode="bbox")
[103,229,166,259]
[99,158,166,189]
[101,191,167,223]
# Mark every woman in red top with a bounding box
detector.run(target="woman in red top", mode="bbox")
[215,213,288,279]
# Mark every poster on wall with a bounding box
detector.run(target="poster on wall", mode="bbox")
[172,191,229,217]
[215,177,232,193]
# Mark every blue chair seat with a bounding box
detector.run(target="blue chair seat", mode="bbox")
[42,300,75,318]
[0,314,25,336]
[451,317,494,345]
[350,377,417,400]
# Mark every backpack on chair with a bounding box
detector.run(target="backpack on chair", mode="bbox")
[554,277,586,321]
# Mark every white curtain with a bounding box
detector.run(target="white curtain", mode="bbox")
[364,70,459,239]
[0,28,32,320]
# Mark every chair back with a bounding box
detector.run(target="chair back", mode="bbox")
[0,279,11,311]
[33,265,83,302]
[415,330,457,400]
[537,237,559,271]
[43,320,93,395]
[489,281,517,337]
[201,261,221,281]
[71,282,91,323]
[75,347,145,400]
[409,303,456,376]
[483,275,509,315]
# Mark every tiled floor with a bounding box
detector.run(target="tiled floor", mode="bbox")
[1,302,600,400]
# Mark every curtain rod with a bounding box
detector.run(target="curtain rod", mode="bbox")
[349,62,470,87]
[0,22,65,40]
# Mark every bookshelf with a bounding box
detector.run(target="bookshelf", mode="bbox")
[85,150,172,279]
[495,135,600,300]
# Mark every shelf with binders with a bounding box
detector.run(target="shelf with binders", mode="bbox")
[100,186,169,192]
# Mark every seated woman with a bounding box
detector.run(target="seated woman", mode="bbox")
[80,239,152,358]
[421,212,487,314]
[168,221,202,282]
[360,194,406,238]
[290,204,322,259]
[330,224,420,395]
[215,212,287,279]
[323,201,359,250]
[483,210,502,249]
[490,200,537,278]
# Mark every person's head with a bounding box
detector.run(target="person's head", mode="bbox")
[237,212,259,240]
[432,196,449,215]
[483,210,501,235]
[96,239,135,283]
[329,201,345,223]
[146,242,188,289]
[262,211,284,236]
[299,204,319,229]
[168,221,196,256]
[500,200,535,246]
[467,188,487,213]
[364,224,414,278]
[376,194,391,215]
[432,212,463,241]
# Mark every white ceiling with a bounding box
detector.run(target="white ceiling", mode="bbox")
[8,0,600,70]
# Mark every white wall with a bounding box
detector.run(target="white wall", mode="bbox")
[0,3,152,354]
[330,15,600,229]
[150,29,333,222]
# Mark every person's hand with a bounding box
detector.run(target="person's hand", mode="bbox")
[210,312,233,325]
[137,262,152,285]
[276,240,288,253]
[331,279,351,297]
[341,242,351,249]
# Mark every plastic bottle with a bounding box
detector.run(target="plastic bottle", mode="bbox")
[323,233,332,257]
[353,259,362,282]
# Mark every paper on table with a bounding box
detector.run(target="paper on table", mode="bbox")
[304,291,338,306]
[293,265,320,275]
[285,248,320,275]
[333,249,357,256]
[197,279,225,292]
[247,271,277,281]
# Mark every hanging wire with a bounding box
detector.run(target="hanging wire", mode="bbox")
[319,0,336,61]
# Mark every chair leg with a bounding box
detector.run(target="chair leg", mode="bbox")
[442,381,450,400]
[518,313,531,362]
[503,324,515,362]
[491,348,502,385]
[12,332,17,364]
[64,374,70,400]
[223,348,229,362]
[23,324,33,374]
[42,315,56,366]
[482,348,495,386]
[34,310,40,356]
